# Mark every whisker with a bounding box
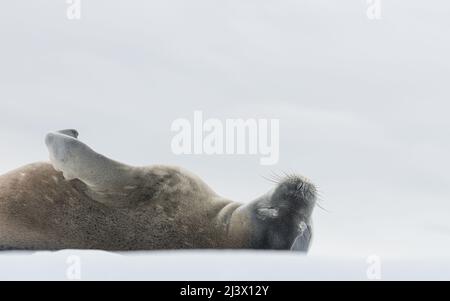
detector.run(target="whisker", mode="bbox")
[315,202,330,212]
[261,174,281,184]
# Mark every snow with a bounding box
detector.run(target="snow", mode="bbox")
[0,250,448,281]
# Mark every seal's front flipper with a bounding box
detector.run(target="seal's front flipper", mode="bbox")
[290,222,312,252]
[45,129,138,206]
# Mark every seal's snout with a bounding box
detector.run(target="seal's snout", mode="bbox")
[267,175,317,219]
[276,175,316,202]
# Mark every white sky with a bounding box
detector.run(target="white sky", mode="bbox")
[0,0,450,259]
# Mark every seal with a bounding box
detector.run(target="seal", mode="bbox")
[0,130,316,251]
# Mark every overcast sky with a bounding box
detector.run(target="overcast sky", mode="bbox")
[1,0,449,258]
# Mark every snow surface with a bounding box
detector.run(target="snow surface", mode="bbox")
[1,250,449,281]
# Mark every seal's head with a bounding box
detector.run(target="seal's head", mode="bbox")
[241,175,316,251]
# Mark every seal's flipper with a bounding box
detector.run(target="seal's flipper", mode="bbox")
[290,222,312,252]
[45,130,138,206]
[56,129,79,139]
